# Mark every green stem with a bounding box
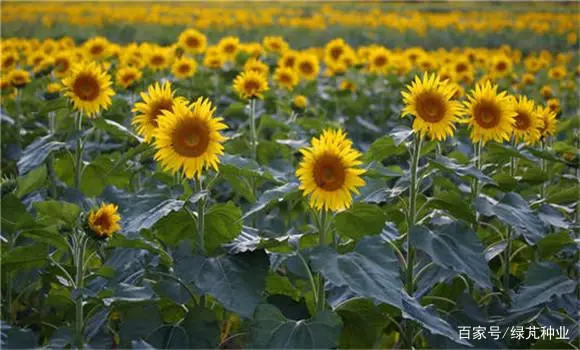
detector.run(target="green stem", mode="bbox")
[472,141,483,229]
[504,146,517,301]
[194,178,206,308]
[74,112,84,190]
[74,231,87,349]
[47,111,58,198]
[14,89,22,148]
[316,210,329,312]
[249,98,258,227]
[540,139,547,200]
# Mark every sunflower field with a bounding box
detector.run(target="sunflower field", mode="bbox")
[1,2,579,349]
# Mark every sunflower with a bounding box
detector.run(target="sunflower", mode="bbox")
[132,82,183,142]
[453,56,472,80]
[401,73,463,141]
[490,54,512,78]
[339,80,357,92]
[295,53,320,81]
[153,97,227,179]
[463,81,516,144]
[233,70,269,100]
[324,38,347,65]
[548,65,567,80]
[46,82,62,94]
[244,58,269,76]
[218,36,240,60]
[536,105,558,138]
[524,56,542,73]
[511,95,542,144]
[547,98,560,114]
[293,95,308,109]
[52,51,74,77]
[203,53,225,70]
[27,51,47,68]
[147,47,171,71]
[84,36,110,61]
[62,61,114,116]
[8,69,31,89]
[2,51,18,71]
[178,28,207,54]
[88,203,121,239]
[115,66,142,89]
[273,67,299,90]
[171,57,197,79]
[520,73,535,86]
[540,85,553,99]
[367,47,390,74]
[278,50,299,69]
[296,129,366,212]
[263,36,288,55]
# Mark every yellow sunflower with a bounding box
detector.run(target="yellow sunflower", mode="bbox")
[244,58,269,76]
[489,54,513,78]
[263,36,289,55]
[8,69,31,89]
[178,28,207,54]
[147,47,171,71]
[88,203,121,239]
[296,129,366,212]
[278,50,299,69]
[203,51,225,70]
[401,73,463,141]
[274,67,299,90]
[463,81,516,144]
[536,105,558,138]
[84,36,110,61]
[324,38,347,65]
[367,47,390,74]
[339,80,357,92]
[171,57,197,79]
[52,51,74,78]
[540,85,553,99]
[46,82,62,94]
[115,66,142,89]
[548,65,567,80]
[233,70,269,100]
[153,97,228,179]
[2,51,18,71]
[295,53,320,81]
[27,51,47,68]
[293,95,308,109]
[62,61,114,117]
[547,98,560,114]
[520,73,535,86]
[511,95,542,144]
[218,36,240,60]
[132,82,183,142]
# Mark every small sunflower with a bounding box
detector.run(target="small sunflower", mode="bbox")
[115,66,142,89]
[263,36,288,55]
[274,67,299,90]
[278,50,299,69]
[368,47,390,74]
[46,82,62,94]
[295,53,320,81]
[62,61,114,116]
[324,38,347,64]
[203,52,225,70]
[293,95,308,109]
[463,81,516,144]
[153,97,228,179]
[296,129,366,212]
[147,47,171,71]
[52,51,74,78]
[132,82,183,142]
[244,58,269,76]
[171,57,197,79]
[520,73,535,86]
[2,51,18,71]
[339,80,357,92]
[511,95,542,144]
[218,36,240,60]
[401,73,463,141]
[84,36,110,61]
[8,69,31,89]
[27,51,47,68]
[490,55,513,78]
[548,65,567,80]
[547,98,560,114]
[88,203,121,239]
[540,85,553,99]
[536,105,558,138]
[233,70,269,100]
[178,28,207,54]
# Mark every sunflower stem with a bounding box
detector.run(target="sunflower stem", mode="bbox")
[472,141,483,226]
[316,209,329,312]
[14,89,22,148]
[504,141,517,302]
[74,112,84,190]
[540,139,547,200]
[405,133,422,349]
[194,177,206,255]
[73,229,87,349]
[47,111,58,198]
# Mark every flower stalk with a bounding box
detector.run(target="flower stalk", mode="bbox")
[74,112,84,190]
[73,228,88,349]
[315,209,329,312]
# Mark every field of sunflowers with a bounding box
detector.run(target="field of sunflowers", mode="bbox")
[1,2,579,349]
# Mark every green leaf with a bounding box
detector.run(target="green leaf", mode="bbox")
[1,194,34,234]
[536,231,575,259]
[2,243,48,272]
[123,199,184,234]
[33,200,81,228]
[364,135,406,162]
[249,304,342,349]
[510,262,576,312]
[180,307,221,349]
[21,226,68,252]
[220,154,280,183]
[430,155,495,185]
[17,135,66,175]
[80,155,131,197]
[204,202,243,254]
[119,302,163,347]
[336,298,390,349]
[153,209,195,247]
[428,191,475,223]
[94,118,143,142]
[243,183,300,219]
[15,164,47,198]
[334,203,387,239]
[410,222,492,289]
[547,184,579,204]
[108,235,172,266]
[0,324,39,348]
[174,245,268,318]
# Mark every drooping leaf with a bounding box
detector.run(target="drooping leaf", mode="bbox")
[1,194,34,234]
[364,135,406,162]
[249,304,342,349]
[428,191,476,224]
[536,231,575,259]
[17,135,66,175]
[108,235,172,266]
[15,164,47,198]
[431,155,495,185]
[410,221,492,289]
[1,323,39,348]
[243,182,300,219]
[123,199,184,234]
[334,203,387,239]
[203,202,243,254]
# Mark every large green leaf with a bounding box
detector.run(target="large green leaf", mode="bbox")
[243,182,300,219]
[430,155,495,185]
[511,262,576,312]
[410,222,492,289]
[17,135,66,175]
[336,298,390,349]
[108,235,172,266]
[15,164,47,198]
[428,191,476,224]
[364,134,406,162]
[119,302,163,347]
[124,199,185,234]
[180,307,221,349]
[1,323,39,349]
[333,203,387,239]
[174,245,269,318]
[1,194,34,234]
[33,200,81,228]
[204,202,243,254]
[249,304,342,349]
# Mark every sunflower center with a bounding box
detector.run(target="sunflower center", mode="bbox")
[456,62,468,73]
[3,56,15,68]
[270,42,281,50]
[313,154,346,191]
[514,111,531,130]
[330,47,343,60]
[374,55,387,67]
[224,44,236,54]
[33,57,44,66]
[474,100,501,129]
[496,61,507,72]
[151,55,165,66]
[244,79,261,93]
[299,62,314,75]
[172,119,210,157]
[186,36,200,48]
[122,73,136,83]
[90,45,104,56]
[178,63,191,74]
[72,74,100,101]
[93,213,111,231]
[279,73,291,84]
[149,99,174,127]
[284,57,295,67]
[55,58,69,72]
[416,91,446,123]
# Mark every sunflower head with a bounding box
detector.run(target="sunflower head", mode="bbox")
[540,85,553,99]
[463,81,516,144]
[401,73,463,141]
[339,80,357,92]
[233,70,269,100]
[52,52,74,77]
[115,66,142,89]
[153,97,228,179]
[178,28,207,54]
[274,67,299,91]
[8,69,31,89]
[520,73,535,86]
[536,105,558,139]
[278,50,299,69]
[147,47,171,71]
[88,203,121,239]
[547,98,560,114]
[44,82,62,100]
[203,52,225,69]
[244,58,269,76]
[368,47,390,74]
[511,95,542,144]
[62,61,115,117]
[293,95,308,109]
[490,54,513,78]
[296,129,366,212]
[132,81,183,142]
[324,38,347,64]
[548,65,567,80]
[218,36,240,60]
[84,36,110,61]
[171,57,197,79]
[2,51,18,71]
[295,53,320,81]
[263,36,289,54]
